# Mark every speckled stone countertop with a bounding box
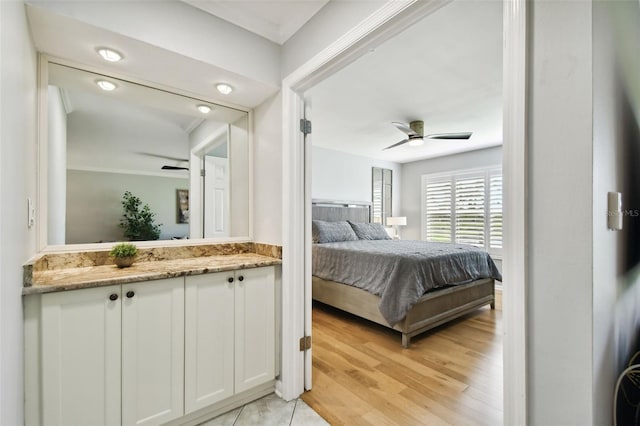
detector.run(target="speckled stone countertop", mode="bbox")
[24,242,282,296]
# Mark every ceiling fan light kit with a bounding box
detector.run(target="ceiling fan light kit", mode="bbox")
[384,120,472,150]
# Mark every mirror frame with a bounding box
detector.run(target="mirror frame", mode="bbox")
[37,55,254,252]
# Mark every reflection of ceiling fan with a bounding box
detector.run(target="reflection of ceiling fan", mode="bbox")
[137,152,189,171]
[161,165,189,171]
[383,121,472,150]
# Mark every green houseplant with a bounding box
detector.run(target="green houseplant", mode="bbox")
[119,191,162,241]
[110,242,138,268]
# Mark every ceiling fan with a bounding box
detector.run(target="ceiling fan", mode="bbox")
[161,165,189,171]
[137,152,189,171]
[383,121,472,150]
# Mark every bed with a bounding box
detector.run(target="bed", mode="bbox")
[311,200,501,348]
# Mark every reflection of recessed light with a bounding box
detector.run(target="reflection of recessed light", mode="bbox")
[96,80,117,91]
[408,138,424,147]
[197,105,211,114]
[216,83,233,95]
[97,48,123,62]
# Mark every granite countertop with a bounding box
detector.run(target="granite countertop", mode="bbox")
[23,243,282,296]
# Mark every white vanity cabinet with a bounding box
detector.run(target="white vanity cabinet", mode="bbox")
[33,277,184,426]
[184,271,235,412]
[184,266,275,414]
[121,279,185,426]
[233,266,276,393]
[25,266,277,426]
[40,285,122,426]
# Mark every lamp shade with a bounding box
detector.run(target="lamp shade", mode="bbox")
[386,216,407,226]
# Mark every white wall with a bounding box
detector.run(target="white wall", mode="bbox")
[528,1,593,424]
[311,146,401,216]
[400,146,502,241]
[230,115,250,237]
[281,0,386,77]
[66,170,189,243]
[47,86,66,245]
[595,2,640,425]
[0,2,38,424]
[253,92,282,244]
[592,4,623,424]
[31,0,281,87]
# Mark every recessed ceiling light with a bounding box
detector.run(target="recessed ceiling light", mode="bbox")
[408,138,424,147]
[197,105,211,114]
[216,83,233,95]
[97,47,123,62]
[96,80,117,91]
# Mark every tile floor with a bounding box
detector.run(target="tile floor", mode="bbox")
[200,393,329,426]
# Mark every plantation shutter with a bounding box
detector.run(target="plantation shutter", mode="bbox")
[372,167,392,225]
[372,177,383,224]
[454,174,485,247]
[489,171,503,250]
[422,167,502,256]
[424,178,452,242]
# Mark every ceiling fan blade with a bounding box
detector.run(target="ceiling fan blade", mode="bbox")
[139,152,189,162]
[161,165,189,171]
[383,138,411,150]
[426,132,473,140]
[391,122,419,137]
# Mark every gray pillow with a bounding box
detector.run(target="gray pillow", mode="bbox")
[348,221,392,240]
[312,220,358,244]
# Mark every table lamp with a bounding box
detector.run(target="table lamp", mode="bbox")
[386,216,407,239]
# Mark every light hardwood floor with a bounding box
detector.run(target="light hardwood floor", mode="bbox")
[302,289,503,426]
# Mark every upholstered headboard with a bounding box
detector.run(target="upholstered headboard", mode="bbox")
[311,199,371,223]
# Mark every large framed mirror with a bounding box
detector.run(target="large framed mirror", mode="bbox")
[40,58,251,250]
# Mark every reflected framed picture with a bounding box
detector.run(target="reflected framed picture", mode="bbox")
[176,189,189,224]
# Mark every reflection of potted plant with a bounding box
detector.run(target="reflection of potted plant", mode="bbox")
[119,191,161,241]
[110,242,138,268]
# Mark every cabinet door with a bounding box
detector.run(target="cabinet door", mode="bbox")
[184,272,235,413]
[41,286,121,426]
[122,278,184,426]
[234,266,276,393]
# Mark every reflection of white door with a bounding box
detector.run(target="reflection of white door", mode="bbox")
[204,156,229,238]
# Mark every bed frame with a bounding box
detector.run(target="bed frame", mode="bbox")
[311,200,496,348]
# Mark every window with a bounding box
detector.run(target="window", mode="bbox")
[422,167,502,256]
[372,167,392,225]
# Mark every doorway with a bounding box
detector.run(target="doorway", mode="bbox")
[280,1,527,424]
[301,0,503,422]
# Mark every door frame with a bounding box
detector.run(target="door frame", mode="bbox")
[280,1,528,425]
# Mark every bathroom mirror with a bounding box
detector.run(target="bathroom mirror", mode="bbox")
[43,61,251,247]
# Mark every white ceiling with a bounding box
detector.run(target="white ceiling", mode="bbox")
[26,4,279,109]
[27,0,502,167]
[180,0,329,44]
[306,0,503,164]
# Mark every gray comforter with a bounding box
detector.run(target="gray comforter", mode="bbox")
[312,240,502,326]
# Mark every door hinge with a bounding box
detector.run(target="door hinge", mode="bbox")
[299,335,312,351]
[300,118,312,135]
[200,169,206,177]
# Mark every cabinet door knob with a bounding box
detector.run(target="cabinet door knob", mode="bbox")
[109,294,118,301]
[126,291,135,298]
[227,277,234,283]
[238,276,244,282]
